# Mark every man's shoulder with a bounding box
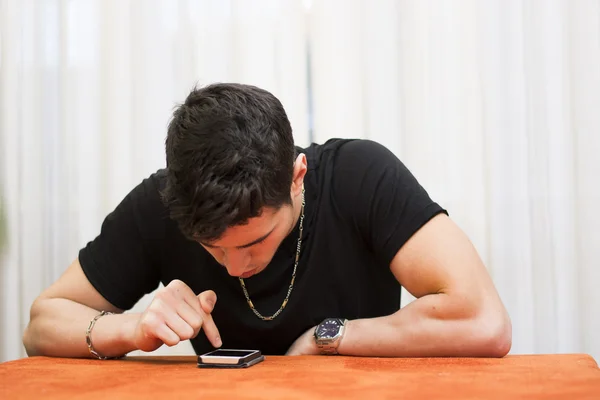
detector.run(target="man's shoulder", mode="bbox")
[301,138,390,169]
[302,138,392,156]
[146,168,168,192]
[116,168,172,231]
[300,137,362,154]
[302,138,397,175]
[302,139,402,216]
[129,168,167,200]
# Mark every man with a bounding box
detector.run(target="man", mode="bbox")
[23,83,511,359]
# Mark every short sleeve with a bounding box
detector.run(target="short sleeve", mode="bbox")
[78,173,166,310]
[332,140,447,266]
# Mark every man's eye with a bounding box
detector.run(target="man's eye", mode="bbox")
[249,237,270,248]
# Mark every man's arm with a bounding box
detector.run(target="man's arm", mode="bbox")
[337,213,511,357]
[23,258,140,358]
[23,258,222,358]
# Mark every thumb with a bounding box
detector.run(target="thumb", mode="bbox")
[198,290,217,314]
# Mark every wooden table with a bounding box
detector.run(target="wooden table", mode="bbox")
[1,354,600,399]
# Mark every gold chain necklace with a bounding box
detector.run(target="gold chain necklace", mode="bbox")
[238,187,305,321]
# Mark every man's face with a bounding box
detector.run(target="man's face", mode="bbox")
[199,205,297,278]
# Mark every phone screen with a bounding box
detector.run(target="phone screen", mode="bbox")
[203,349,256,358]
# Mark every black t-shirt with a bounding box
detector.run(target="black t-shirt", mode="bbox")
[79,139,447,355]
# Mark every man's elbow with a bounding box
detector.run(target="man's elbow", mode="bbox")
[22,324,39,357]
[475,310,512,357]
[22,299,45,357]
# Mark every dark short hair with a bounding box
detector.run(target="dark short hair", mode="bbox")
[162,83,296,242]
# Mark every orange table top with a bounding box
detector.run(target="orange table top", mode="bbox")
[1,354,600,399]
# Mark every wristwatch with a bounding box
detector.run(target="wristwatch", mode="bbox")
[314,318,348,355]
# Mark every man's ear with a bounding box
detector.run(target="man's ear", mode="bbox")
[291,153,307,197]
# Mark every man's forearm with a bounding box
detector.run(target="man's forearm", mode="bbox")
[23,298,139,358]
[337,293,511,357]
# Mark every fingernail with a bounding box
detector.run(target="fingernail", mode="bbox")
[215,337,222,347]
[204,296,215,307]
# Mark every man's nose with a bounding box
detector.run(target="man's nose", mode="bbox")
[222,248,251,276]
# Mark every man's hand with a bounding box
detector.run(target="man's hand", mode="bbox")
[285,326,320,356]
[131,279,222,352]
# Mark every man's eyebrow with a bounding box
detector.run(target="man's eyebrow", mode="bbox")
[202,227,275,250]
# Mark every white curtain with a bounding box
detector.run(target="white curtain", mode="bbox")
[1,0,599,363]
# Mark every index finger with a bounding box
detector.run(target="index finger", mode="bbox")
[199,310,222,348]
[196,291,221,347]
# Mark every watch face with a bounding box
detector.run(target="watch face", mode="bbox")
[316,319,342,339]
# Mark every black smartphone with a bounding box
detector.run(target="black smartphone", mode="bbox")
[197,349,265,369]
